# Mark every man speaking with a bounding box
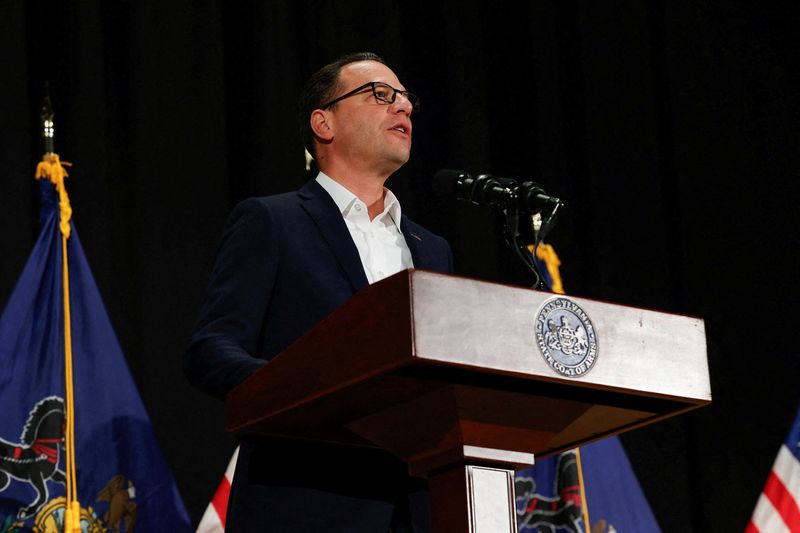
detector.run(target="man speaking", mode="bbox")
[185,52,452,532]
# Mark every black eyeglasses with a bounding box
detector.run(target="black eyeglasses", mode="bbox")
[320,81,420,112]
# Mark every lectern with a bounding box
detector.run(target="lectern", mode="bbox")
[227,270,710,532]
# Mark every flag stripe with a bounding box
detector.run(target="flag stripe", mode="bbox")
[195,504,223,533]
[751,493,792,533]
[763,465,800,531]
[211,476,231,525]
[750,408,800,533]
[744,518,761,533]
[773,445,800,505]
[196,447,240,533]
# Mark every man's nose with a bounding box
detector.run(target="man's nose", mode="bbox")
[391,94,413,114]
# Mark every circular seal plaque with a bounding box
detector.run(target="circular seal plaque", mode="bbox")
[535,297,598,377]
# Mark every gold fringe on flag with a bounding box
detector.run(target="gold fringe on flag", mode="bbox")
[35,153,73,238]
[534,243,564,295]
[35,153,81,533]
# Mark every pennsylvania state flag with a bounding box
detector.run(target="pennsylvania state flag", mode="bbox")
[0,179,191,532]
[513,247,661,533]
[515,437,660,532]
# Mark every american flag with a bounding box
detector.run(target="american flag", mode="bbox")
[196,447,239,533]
[746,406,800,533]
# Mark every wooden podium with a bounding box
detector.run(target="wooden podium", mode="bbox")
[227,270,710,533]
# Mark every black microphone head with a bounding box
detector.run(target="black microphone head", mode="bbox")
[432,169,471,196]
[519,180,546,197]
[518,181,562,214]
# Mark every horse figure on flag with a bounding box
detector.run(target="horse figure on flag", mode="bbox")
[0,396,67,518]
[516,451,584,533]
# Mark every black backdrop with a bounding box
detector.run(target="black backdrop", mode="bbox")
[2,1,799,531]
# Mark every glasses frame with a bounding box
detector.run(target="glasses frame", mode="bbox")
[320,81,420,112]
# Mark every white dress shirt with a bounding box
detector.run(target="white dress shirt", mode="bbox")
[316,172,414,284]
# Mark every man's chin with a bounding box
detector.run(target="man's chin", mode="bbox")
[392,146,411,165]
[379,149,411,172]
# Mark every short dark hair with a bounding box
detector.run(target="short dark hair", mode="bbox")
[297,52,387,159]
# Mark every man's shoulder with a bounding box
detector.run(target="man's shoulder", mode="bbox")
[233,180,321,216]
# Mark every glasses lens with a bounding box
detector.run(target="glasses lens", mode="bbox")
[371,83,420,111]
[372,83,394,104]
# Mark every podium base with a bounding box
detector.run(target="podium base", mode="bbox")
[429,464,519,533]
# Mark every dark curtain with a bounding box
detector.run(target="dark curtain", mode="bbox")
[2,1,798,531]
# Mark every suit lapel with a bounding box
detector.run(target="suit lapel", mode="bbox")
[299,180,369,292]
[401,216,427,269]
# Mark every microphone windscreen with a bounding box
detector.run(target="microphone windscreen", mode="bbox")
[432,169,470,196]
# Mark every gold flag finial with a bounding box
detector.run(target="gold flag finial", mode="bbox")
[34,83,73,238]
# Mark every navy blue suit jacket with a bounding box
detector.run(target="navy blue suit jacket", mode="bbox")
[185,179,453,532]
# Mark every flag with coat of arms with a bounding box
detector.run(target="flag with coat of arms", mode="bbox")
[512,244,661,533]
[0,155,191,532]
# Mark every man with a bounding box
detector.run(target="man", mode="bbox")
[185,52,452,532]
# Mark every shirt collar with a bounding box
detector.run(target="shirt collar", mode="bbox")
[315,172,403,231]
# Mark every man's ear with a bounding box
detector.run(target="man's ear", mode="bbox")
[310,109,334,142]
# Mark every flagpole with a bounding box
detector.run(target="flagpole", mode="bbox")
[574,449,592,531]
[35,87,81,533]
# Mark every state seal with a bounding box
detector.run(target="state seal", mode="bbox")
[535,297,598,377]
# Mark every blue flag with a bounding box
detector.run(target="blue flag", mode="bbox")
[515,437,660,532]
[515,250,660,532]
[0,180,191,532]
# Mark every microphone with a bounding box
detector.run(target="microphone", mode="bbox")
[433,169,562,214]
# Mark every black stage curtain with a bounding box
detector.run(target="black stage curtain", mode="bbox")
[2,1,798,531]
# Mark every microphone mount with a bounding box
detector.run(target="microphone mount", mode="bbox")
[434,169,565,290]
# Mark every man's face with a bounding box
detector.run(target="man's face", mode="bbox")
[325,61,414,175]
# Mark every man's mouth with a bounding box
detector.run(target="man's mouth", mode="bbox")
[389,122,412,139]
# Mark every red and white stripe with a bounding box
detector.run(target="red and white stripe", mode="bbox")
[196,447,239,533]
[746,444,800,533]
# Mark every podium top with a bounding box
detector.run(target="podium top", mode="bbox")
[407,270,709,401]
[227,270,710,467]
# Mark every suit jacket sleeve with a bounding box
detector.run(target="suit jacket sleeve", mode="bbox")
[184,198,275,399]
